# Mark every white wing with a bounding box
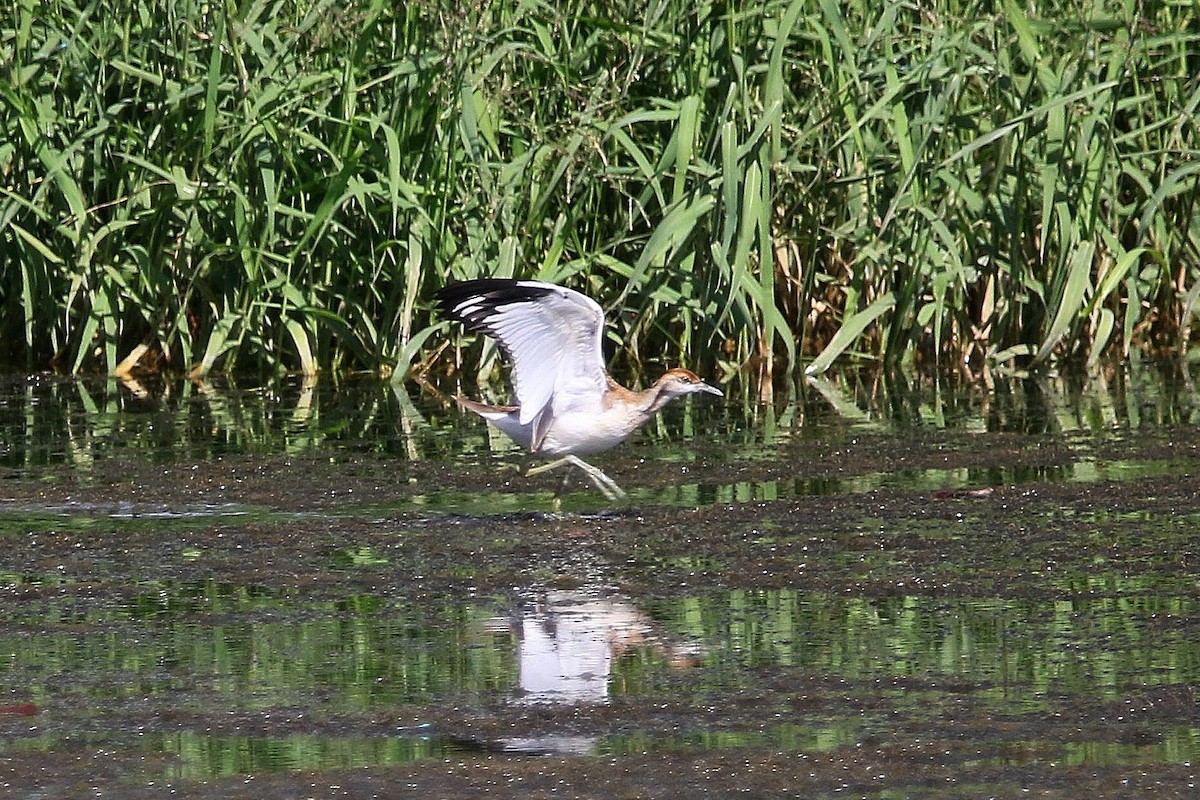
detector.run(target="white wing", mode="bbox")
[436,279,609,426]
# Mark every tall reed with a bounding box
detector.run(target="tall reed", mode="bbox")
[1,0,1197,381]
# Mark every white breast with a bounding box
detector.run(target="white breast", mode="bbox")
[537,407,643,457]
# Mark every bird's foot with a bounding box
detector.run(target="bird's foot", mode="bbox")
[527,455,627,503]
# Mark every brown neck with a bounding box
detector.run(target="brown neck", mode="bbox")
[605,374,675,417]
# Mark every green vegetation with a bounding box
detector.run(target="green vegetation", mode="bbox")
[2,0,1198,380]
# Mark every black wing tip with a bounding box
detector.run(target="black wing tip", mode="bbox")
[434,279,556,321]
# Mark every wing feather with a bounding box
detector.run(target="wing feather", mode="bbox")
[435,279,608,426]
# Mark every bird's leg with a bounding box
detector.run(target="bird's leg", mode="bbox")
[569,456,627,502]
[525,457,573,511]
[549,470,573,514]
[527,455,627,502]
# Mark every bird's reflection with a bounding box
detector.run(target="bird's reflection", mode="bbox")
[488,588,698,706]
[515,591,646,703]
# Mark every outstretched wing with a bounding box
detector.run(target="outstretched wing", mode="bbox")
[435,279,609,429]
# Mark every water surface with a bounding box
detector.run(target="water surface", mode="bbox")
[1,366,1198,797]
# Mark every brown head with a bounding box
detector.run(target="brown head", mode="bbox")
[654,368,723,400]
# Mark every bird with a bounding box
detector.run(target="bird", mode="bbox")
[434,278,722,500]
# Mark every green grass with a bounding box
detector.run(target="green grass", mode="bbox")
[1,0,1198,382]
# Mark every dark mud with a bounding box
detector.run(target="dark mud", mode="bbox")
[2,389,1200,798]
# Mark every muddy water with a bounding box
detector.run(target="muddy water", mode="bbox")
[1,367,1198,798]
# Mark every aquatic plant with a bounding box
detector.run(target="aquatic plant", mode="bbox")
[1,0,1197,379]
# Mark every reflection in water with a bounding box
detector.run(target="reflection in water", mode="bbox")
[3,367,1200,789]
[798,360,1199,435]
[2,363,1199,475]
[4,367,1199,519]
[491,589,692,705]
[1,576,1196,775]
[0,373,449,470]
[508,591,646,704]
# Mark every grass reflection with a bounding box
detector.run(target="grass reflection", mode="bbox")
[164,731,445,779]
[6,583,1194,716]
[3,365,1200,480]
[2,577,1198,775]
[649,590,1200,706]
[0,584,517,709]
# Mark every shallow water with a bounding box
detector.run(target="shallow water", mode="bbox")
[1,366,1199,797]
